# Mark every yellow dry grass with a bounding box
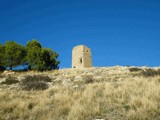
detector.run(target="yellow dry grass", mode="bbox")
[0,68,160,120]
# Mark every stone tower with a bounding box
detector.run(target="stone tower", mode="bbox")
[72,45,92,68]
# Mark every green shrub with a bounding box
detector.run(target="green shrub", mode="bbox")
[157,68,160,74]
[83,75,93,84]
[22,75,51,83]
[129,67,160,77]
[1,76,19,85]
[21,75,51,91]
[142,68,160,76]
[0,74,3,78]
[23,81,48,91]
[129,67,142,72]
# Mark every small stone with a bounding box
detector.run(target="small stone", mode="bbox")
[0,78,6,84]
[94,76,102,80]
[17,75,25,81]
[94,119,105,120]
[75,76,83,81]
[47,82,53,87]
[2,70,15,76]
[73,84,79,89]
[62,79,72,86]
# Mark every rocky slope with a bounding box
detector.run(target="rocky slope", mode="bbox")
[0,66,160,120]
[0,66,160,90]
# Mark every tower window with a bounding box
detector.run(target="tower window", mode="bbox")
[79,58,82,64]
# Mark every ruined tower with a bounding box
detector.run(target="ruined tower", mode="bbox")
[72,45,92,68]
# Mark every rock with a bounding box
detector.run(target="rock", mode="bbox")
[2,70,15,76]
[62,79,72,86]
[0,78,6,84]
[94,119,105,120]
[94,76,102,80]
[47,82,53,87]
[17,75,25,81]
[75,76,83,81]
[85,72,94,76]
[73,84,79,89]
[54,77,62,81]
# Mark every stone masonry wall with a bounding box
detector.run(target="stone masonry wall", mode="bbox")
[72,45,92,68]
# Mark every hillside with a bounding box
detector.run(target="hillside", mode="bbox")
[0,66,160,120]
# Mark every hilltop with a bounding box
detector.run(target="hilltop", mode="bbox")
[0,66,160,120]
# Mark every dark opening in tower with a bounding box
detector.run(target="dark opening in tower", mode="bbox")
[79,57,82,64]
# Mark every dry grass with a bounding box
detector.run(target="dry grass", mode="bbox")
[0,67,160,120]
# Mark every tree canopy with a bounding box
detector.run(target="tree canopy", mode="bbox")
[5,41,26,70]
[0,40,60,71]
[26,40,60,71]
[0,44,5,66]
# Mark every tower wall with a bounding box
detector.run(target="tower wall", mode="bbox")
[72,45,92,68]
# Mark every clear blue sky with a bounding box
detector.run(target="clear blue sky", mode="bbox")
[0,0,160,68]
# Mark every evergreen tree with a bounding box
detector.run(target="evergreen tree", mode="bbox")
[5,41,26,70]
[26,40,60,71]
[41,48,60,70]
[26,40,43,71]
[0,44,6,70]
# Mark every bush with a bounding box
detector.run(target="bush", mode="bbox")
[157,68,160,74]
[0,66,6,71]
[22,81,48,91]
[21,75,51,91]
[129,67,160,77]
[22,75,51,83]
[0,73,3,78]
[142,68,160,77]
[129,67,142,72]
[83,75,93,84]
[1,76,19,85]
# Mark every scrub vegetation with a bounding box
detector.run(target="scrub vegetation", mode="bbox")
[0,66,160,120]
